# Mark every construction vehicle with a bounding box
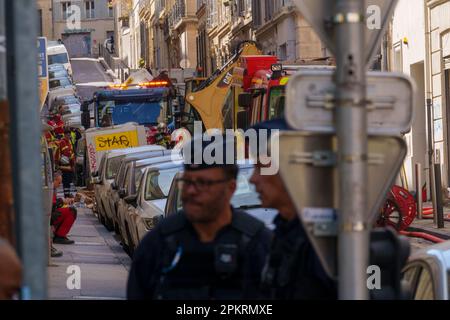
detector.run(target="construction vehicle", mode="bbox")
[184,41,263,131]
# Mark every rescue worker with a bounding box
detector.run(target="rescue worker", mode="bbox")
[249,119,337,300]
[51,171,77,245]
[127,135,272,300]
[0,239,22,300]
[59,129,76,197]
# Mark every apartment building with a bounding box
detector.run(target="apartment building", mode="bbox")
[253,0,323,63]
[53,0,115,57]
[36,0,54,40]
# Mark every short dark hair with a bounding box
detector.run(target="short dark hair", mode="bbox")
[222,165,239,180]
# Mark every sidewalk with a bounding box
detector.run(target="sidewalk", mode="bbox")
[48,207,132,300]
[408,203,450,240]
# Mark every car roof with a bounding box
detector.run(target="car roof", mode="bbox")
[104,145,166,158]
[135,155,180,168]
[48,64,66,70]
[408,241,450,270]
[123,150,174,162]
[143,161,184,174]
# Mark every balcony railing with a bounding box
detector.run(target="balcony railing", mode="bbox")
[264,0,294,23]
[168,0,187,28]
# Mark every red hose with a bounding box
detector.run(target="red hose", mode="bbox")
[399,231,446,243]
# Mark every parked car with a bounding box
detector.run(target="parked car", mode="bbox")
[164,163,278,230]
[92,146,166,224]
[47,43,72,76]
[48,88,77,110]
[105,150,175,232]
[115,154,182,250]
[49,76,75,91]
[402,241,450,300]
[49,68,70,80]
[120,159,184,254]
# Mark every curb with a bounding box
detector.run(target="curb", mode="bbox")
[98,57,120,84]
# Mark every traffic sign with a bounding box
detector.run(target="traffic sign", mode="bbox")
[285,69,415,135]
[293,0,398,67]
[37,37,49,111]
[272,131,407,278]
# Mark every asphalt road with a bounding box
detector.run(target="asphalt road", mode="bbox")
[71,58,114,102]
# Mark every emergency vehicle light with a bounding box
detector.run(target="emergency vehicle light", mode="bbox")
[138,81,170,87]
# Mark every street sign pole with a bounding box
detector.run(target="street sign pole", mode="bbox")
[334,0,369,299]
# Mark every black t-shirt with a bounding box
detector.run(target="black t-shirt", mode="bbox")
[127,209,272,300]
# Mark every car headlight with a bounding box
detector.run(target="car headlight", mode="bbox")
[143,218,155,230]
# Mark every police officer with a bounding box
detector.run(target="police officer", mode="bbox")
[249,119,337,300]
[127,135,272,300]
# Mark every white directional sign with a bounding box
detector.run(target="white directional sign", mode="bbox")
[273,131,407,278]
[293,0,398,67]
[286,70,415,135]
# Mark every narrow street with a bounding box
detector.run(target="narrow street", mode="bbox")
[47,59,130,300]
[48,207,131,300]
[71,58,115,101]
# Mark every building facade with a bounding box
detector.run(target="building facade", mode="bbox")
[36,0,54,40]
[253,0,323,63]
[425,0,450,188]
[52,0,115,57]
[390,0,428,192]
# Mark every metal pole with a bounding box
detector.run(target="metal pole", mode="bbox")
[434,164,445,229]
[415,163,423,219]
[335,0,369,300]
[5,0,47,299]
[426,98,437,223]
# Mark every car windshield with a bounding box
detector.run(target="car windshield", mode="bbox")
[98,99,166,126]
[48,53,69,65]
[268,86,286,120]
[145,167,180,201]
[106,155,126,180]
[50,78,72,89]
[49,70,68,79]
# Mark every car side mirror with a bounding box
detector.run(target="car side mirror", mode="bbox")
[238,93,252,109]
[124,194,137,207]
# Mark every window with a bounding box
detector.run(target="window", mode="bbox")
[145,168,180,201]
[38,9,43,36]
[62,2,72,20]
[85,1,95,19]
[279,43,287,61]
[107,0,114,18]
[393,42,403,72]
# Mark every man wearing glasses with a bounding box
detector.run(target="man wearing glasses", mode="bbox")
[127,135,272,300]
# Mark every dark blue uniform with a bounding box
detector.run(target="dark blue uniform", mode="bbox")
[127,209,272,300]
[261,214,337,299]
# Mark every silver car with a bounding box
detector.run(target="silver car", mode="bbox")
[107,150,176,233]
[96,147,167,230]
[403,241,450,300]
[116,154,182,251]
[125,161,184,254]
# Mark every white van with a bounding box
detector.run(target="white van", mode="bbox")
[47,44,73,77]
